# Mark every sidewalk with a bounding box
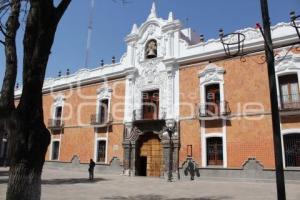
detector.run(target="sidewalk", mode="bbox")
[0,167,299,200]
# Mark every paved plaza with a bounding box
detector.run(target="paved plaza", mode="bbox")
[0,167,300,200]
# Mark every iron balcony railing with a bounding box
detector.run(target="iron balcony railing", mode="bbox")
[47,118,64,130]
[279,93,300,111]
[90,113,113,126]
[198,101,231,118]
[133,107,166,121]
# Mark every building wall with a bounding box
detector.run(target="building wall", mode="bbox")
[179,53,280,169]
[43,79,126,164]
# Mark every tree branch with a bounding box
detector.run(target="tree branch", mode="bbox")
[0,0,20,114]
[55,0,71,22]
[18,0,71,119]
[0,23,9,38]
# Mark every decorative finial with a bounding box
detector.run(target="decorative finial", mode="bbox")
[131,23,138,34]
[147,1,157,20]
[168,11,174,22]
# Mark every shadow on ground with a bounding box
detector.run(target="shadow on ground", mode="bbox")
[102,195,231,200]
[42,177,108,185]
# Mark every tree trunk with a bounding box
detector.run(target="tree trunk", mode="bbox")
[0,1,71,199]
[6,111,50,200]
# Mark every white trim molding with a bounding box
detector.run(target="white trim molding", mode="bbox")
[96,87,113,123]
[198,63,225,115]
[49,139,61,161]
[275,49,300,108]
[281,128,300,168]
[201,131,227,168]
[52,95,65,120]
[94,137,108,164]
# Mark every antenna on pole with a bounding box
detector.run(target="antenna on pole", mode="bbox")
[85,0,95,67]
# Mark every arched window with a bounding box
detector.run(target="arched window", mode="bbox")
[145,39,157,59]
[284,134,300,167]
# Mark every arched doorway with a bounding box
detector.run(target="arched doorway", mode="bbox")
[136,132,163,177]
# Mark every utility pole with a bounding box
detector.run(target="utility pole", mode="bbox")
[259,0,286,199]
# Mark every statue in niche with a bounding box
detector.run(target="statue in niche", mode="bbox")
[145,39,157,59]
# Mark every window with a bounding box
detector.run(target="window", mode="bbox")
[207,137,223,166]
[205,84,220,116]
[142,90,159,120]
[54,106,63,126]
[96,140,106,162]
[279,74,300,109]
[98,99,109,124]
[145,39,157,59]
[52,141,60,160]
[284,134,300,167]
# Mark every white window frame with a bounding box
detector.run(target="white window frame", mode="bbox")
[94,138,108,164]
[281,129,300,168]
[50,139,61,161]
[97,98,110,123]
[275,49,300,107]
[201,132,227,168]
[199,64,225,116]
[96,88,112,124]
[52,95,65,125]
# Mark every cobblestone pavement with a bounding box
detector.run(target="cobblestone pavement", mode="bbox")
[1,167,300,200]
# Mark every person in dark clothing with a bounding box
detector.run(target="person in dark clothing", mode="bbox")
[88,159,96,180]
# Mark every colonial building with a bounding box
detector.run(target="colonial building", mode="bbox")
[11,3,300,179]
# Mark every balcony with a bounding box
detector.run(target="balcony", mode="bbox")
[133,107,166,122]
[47,119,64,131]
[198,101,231,120]
[90,113,113,127]
[279,94,300,116]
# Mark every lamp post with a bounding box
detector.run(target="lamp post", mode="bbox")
[166,119,175,182]
[259,0,286,199]
[220,1,286,199]
[290,11,300,40]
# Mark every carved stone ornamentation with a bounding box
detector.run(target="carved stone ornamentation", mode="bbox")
[97,87,113,100]
[199,63,225,85]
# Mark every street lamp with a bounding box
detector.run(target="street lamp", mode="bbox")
[166,119,175,182]
[219,29,245,57]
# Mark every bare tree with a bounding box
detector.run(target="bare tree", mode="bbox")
[0,0,71,199]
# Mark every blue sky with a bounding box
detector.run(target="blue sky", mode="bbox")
[0,0,300,86]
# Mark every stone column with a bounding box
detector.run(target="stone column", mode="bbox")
[122,140,131,176]
[172,138,180,180]
[130,141,136,176]
[162,132,180,181]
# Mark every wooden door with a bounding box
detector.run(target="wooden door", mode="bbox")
[207,137,223,166]
[142,90,159,120]
[139,135,163,177]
